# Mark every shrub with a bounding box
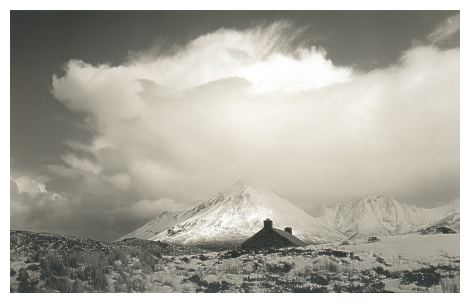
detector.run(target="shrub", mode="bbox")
[440,277,459,293]
[45,276,72,292]
[318,249,349,258]
[376,256,390,266]
[187,274,231,292]
[76,266,91,281]
[265,261,294,274]
[26,264,40,271]
[64,253,81,268]
[310,273,330,285]
[315,258,340,272]
[40,255,69,277]
[17,269,38,293]
[292,285,328,293]
[113,282,128,293]
[81,252,106,267]
[132,279,146,292]
[240,282,251,292]
[187,275,230,293]
[187,274,203,285]
[181,256,190,263]
[220,249,247,259]
[144,244,161,258]
[364,280,386,292]
[31,251,42,263]
[109,247,128,263]
[349,252,361,261]
[89,266,108,291]
[205,280,231,293]
[402,266,441,288]
[71,279,85,292]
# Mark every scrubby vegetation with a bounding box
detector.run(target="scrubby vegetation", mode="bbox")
[10,230,205,292]
[10,230,460,293]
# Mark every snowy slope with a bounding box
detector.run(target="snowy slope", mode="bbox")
[117,210,185,240]
[314,195,459,238]
[344,233,459,259]
[120,182,459,245]
[420,198,460,233]
[120,181,344,245]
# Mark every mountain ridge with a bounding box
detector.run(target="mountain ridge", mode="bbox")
[314,195,459,238]
[119,182,459,245]
[119,181,344,244]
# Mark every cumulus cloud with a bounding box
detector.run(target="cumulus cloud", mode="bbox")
[11,176,66,231]
[10,171,181,239]
[11,21,459,240]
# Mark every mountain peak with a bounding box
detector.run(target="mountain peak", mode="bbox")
[360,193,388,201]
[120,180,344,245]
[221,179,261,196]
[231,178,251,190]
[352,194,400,209]
[119,184,460,244]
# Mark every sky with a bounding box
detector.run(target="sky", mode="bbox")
[10,11,460,240]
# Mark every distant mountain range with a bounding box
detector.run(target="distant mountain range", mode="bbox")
[119,182,459,246]
[313,195,459,239]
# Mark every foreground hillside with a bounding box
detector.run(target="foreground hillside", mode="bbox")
[11,230,459,292]
[10,230,207,292]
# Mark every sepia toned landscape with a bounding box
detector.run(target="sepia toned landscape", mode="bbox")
[10,10,460,293]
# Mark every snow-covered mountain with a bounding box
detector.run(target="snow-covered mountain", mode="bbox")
[419,198,460,233]
[314,195,459,238]
[119,182,459,246]
[119,181,344,245]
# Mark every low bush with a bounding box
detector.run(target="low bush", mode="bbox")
[89,265,108,291]
[219,249,247,259]
[198,254,208,261]
[132,278,146,292]
[317,249,349,258]
[310,273,330,285]
[40,255,69,277]
[265,261,294,274]
[205,281,231,293]
[63,253,81,268]
[17,269,38,292]
[26,263,40,271]
[71,279,86,292]
[45,275,72,292]
[292,285,328,293]
[440,277,459,293]
[402,266,441,288]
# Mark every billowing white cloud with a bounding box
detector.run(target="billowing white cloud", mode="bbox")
[53,22,351,101]
[12,21,459,240]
